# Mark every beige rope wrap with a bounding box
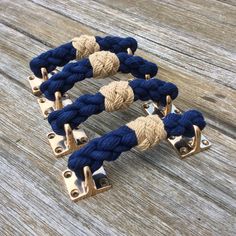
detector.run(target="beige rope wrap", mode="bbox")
[72,35,100,60]
[127,115,167,151]
[89,51,120,78]
[99,81,134,112]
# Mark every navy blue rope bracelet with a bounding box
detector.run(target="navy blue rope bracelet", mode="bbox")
[40,52,158,101]
[68,110,206,179]
[48,78,178,135]
[30,35,138,78]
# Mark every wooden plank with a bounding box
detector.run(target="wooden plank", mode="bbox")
[0,0,236,235]
[216,0,236,7]
[97,0,236,28]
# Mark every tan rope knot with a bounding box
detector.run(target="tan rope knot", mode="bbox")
[127,115,167,151]
[89,51,120,78]
[99,81,134,112]
[72,35,100,60]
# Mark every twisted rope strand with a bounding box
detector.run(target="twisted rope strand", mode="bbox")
[72,35,100,59]
[100,81,134,112]
[68,110,206,179]
[48,78,178,135]
[40,52,158,101]
[30,35,138,77]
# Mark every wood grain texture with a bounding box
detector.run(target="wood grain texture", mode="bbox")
[0,1,236,235]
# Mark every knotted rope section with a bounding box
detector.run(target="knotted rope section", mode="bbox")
[48,78,178,135]
[40,52,158,101]
[30,35,138,78]
[89,51,120,78]
[100,81,134,112]
[68,110,206,179]
[72,35,100,59]
[127,115,167,151]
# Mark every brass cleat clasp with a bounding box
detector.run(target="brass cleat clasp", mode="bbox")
[37,91,72,119]
[28,68,55,96]
[143,95,180,118]
[62,166,111,202]
[168,125,211,158]
[47,124,88,158]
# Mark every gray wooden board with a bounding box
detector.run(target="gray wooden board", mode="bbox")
[0,0,236,235]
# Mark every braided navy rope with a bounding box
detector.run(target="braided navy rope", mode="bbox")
[68,110,206,179]
[48,78,178,135]
[40,53,158,101]
[30,36,138,78]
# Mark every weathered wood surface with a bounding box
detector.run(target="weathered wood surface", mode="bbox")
[0,0,235,235]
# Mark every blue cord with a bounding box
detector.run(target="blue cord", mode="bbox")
[30,36,138,77]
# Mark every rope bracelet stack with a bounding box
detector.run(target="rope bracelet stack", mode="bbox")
[28,34,211,201]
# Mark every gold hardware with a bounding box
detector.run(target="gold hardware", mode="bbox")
[143,97,211,157]
[168,125,211,158]
[127,48,133,55]
[47,124,88,158]
[28,68,70,118]
[37,92,72,119]
[143,95,176,118]
[128,73,151,82]
[145,74,151,80]
[28,68,57,96]
[54,91,63,110]
[63,166,111,202]
[41,67,49,81]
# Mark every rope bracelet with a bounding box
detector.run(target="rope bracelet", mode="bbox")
[39,51,158,101]
[30,35,138,78]
[67,110,206,179]
[48,78,179,135]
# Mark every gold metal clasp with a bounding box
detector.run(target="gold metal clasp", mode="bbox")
[127,48,133,55]
[168,125,211,158]
[63,166,111,202]
[145,74,151,80]
[128,72,151,82]
[143,95,180,118]
[143,97,211,157]
[28,68,54,96]
[28,68,72,118]
[38,91,72,118]
[47,124,88,158]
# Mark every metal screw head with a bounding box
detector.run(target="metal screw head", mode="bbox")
[188,140,193,146]
[174,109,180,114]
[48,133,55,139]
[179,147,189,155]
[99,178,109,187]
[55,146,63,154]
[202,140,209,146]
[80,137,88,144]
[70,189,79,198]
[39,98,46,103]
[64,171,72,178]
[143,103,149,109]
[44,107,53,116]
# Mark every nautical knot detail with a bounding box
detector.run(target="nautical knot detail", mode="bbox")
[99,81,134,112]
[89,51,120,78]
[127,115,167,151]
[72,35,100,59]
